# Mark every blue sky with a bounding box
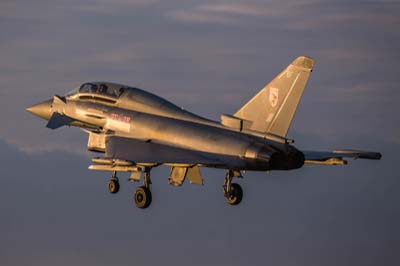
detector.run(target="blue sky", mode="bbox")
[0,1,399,265]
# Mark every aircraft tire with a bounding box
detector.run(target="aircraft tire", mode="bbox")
[108,179,120,194]
[225,183,243,205]
[134,186,152,209]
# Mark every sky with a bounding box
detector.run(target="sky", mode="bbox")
[0,0,399,265]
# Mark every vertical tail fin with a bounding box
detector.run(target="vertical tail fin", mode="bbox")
[234,56,315,137]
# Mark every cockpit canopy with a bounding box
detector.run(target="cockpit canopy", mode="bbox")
[67,82,127,104]
[78,82,125,98]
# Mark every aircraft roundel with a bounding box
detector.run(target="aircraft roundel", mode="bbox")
[269,87,279,107]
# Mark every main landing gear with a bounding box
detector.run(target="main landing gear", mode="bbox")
[133,170,152,209]
[107,169,152,209]
[106,168,243,208]
[223,170,243,205]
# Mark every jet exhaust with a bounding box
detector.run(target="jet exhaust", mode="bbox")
[245,143,304,170]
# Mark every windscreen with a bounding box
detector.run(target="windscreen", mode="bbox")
[78,83,125,98]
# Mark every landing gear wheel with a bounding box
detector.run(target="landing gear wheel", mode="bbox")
[224,183,243,205]
[134,186,152,209]
[108,179,120,194]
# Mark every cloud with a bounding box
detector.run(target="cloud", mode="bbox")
[7,138,88,156]
[166,1,342,26]
[73,0,160,14]
[317,48,374,61]
[285,2,400,30]
[0,0,159,20]
[167,9,235,25]
[91,48,141,64]
[167,1,285,25]
[199,3,276,17]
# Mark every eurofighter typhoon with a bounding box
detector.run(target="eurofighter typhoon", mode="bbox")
[26,56,381,209]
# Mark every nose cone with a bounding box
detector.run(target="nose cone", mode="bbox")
[26,99,52,120]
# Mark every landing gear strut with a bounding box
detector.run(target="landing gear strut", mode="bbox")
[108,171,120,194]
[134,169,152,209]
[223,170,243,205]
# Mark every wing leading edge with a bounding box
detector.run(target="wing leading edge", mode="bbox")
[303,149,382,165]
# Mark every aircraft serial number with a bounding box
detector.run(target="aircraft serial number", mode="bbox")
[110,113,131,123]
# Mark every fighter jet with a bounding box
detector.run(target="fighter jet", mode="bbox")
[26,56,381,209]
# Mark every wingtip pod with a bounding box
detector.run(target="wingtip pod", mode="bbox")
[291,56,315,71]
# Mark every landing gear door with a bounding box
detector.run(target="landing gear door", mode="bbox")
[168,165,203,186]
[87,132,106,152]
[169,167,187,186]
[187,166,203,185]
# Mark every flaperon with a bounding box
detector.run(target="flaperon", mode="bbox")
[26,56,382,209]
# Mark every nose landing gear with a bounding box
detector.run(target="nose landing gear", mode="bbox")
[108,171,120,194]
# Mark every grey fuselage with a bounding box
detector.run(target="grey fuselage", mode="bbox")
[50,82,305,171]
